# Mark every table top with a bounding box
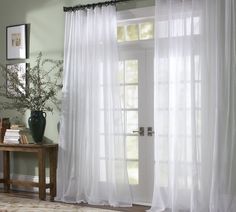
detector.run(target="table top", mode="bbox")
[0,143,58,150]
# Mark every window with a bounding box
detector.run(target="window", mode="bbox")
[118,60,139,184]
[117,21,154,42]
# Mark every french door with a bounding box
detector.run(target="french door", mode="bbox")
[118,45,154,204]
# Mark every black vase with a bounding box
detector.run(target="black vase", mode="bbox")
[28,111,46,143]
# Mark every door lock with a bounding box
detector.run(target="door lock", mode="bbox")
[133,127,144,136]
[147,127,155,136]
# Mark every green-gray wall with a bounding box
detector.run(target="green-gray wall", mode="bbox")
[0,0,154,176]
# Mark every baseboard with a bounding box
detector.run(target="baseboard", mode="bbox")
[0,172,50,192]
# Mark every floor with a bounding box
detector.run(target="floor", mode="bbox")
[83,203,150,212]
[0,190,150,212]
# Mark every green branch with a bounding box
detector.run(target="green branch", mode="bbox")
[0,52,63,113]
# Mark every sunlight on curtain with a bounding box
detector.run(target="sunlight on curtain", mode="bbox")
[150,0,236,211]
[56,5,132,207]
[206,1,236,211]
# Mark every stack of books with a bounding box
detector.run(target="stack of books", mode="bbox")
[4,129,21,144]
[20,134,28,144]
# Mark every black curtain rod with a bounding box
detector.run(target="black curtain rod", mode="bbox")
[63,0,131,12]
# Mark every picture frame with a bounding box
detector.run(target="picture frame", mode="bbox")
[6,63,28,97]
[6,24,28,60]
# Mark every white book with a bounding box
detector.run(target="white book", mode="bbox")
[4,140,19,144]
[5,132,20,136]
[4,135,20,140]
[4,136,19,140]
[4,135,20,139]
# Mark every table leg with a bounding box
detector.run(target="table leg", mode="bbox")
[3,151,10,192]
[49,148,57,201]
[38,149,46,200]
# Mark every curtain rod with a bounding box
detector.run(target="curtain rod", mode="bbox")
[63,0,131,12]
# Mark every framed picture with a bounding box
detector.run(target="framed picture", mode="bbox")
[6,63,28,97]
[6,24,28,60]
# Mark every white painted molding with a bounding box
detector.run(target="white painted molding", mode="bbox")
[117,6,155,23]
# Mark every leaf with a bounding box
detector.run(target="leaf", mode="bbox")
[0,52,63,113]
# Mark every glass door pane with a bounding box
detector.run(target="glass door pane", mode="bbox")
[118,49,154,204]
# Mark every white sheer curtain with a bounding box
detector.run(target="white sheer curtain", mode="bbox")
[150,0,236,211]
[206,0,236,211]
[56,5,132,207]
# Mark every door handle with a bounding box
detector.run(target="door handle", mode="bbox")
[147,127,155,136]
[133,127,144,136]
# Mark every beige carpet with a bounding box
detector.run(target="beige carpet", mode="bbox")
[0,193,119,212]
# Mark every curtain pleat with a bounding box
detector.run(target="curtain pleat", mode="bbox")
[150,0,236,211]
[56,6,132,207]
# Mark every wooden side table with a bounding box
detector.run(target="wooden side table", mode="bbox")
[0,143,58,201]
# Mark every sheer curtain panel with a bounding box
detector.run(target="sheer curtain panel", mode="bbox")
[56,5,132,207]
[205,0,236,211]
[150,0,236,211]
